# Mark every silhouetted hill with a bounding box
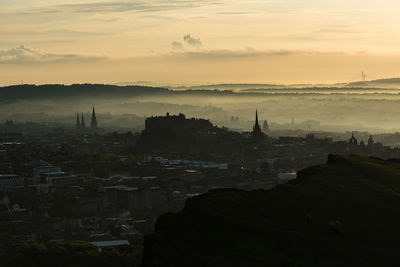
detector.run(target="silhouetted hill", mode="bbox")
[4,82,400,103]
[0,84,169,101]
[0,84,242,102]
[142,155,400,266]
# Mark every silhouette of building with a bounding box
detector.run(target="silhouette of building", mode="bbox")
[81,113,86,128]
[252,110,262,139]
[91,107,98,129]
[144,113,213,133]
[368,135,375,145]
[5,120,14,126]
[75,108,97,130]
[348,133,358,145]
[76,114,80,129]
[139,113,215,150]
[263,120,269,132]
[231,116,239,122]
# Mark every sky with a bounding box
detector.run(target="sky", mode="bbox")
[1,0,400,85]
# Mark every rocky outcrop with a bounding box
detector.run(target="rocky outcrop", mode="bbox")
[142,155,400,267]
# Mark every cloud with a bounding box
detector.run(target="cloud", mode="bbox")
[0,45,105,64]
[171,41,184,50]
[179,47,294,58]
[21,0,218,15]
[183,34,202,47]
[216,11,255,15]
[4,29,105,37]
[170,47,344,59]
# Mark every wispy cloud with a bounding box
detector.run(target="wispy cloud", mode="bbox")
[171,41,184,50]
[216,11,255,15]
[2,29,105,37]
[171,47,344,58]
[0,45,105,64]
[178,47,294,58]
[18,0,219,15]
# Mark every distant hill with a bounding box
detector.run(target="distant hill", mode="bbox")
[0,84,169,101]
[3,80,400,103]
[172,83,286,90]
[142,155,400,266]
[0,84,244,103]
[347,78,400,88]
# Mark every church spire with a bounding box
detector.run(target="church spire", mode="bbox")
[76,114,80,128]
[253,109,262,140]
[255,109,259,126]
[263,120,269,132]
[81,113,85,128]
[91,106,98,129]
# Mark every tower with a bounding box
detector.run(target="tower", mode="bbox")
[253,109,262,139]
[91,107,98,129]
[81,113,85,128]
[263,120,269,132]
[76,114,80,128]
[368,135,375,145]
[348,132,358,145]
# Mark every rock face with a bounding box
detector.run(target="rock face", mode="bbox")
[142,155,400,267]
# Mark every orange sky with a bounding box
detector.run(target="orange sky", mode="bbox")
[1,0,400,85]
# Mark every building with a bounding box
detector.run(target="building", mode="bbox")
[348,133,358,145]
[76,114,80,128]
[368,135,375,145]
[252,110,262,139]
[81,113,86,128]
[263,120,269,132]
[91,107,98,129]
[75,108,97,130]
[40,171,77,186]
[144,113,213,133]
[0,174,24,191]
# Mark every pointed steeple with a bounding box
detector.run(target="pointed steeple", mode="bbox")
[348,132,358,145]
[255,109,259,126]
[81,113,85,128]
[76,114,80,128]
[368,134,375,145]
[263,120,269,131]
[91,106,98,129]
[253,109,262,139]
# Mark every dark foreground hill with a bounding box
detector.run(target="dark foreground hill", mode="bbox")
[142,155,400,267]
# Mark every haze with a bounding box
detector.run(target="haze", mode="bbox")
[2,0,400,85]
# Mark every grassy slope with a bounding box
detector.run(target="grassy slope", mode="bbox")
[142,155,400,267]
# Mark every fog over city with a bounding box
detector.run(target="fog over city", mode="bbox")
[3,0,400,266]
[2,81,400,133]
